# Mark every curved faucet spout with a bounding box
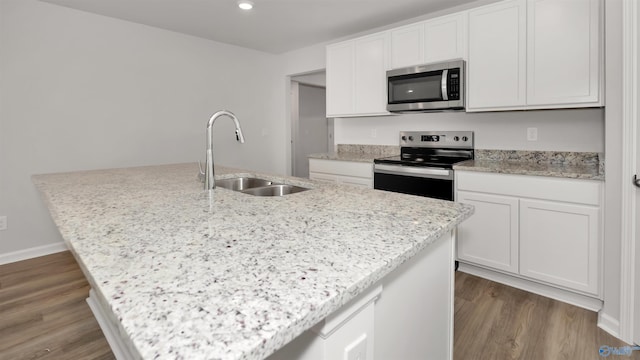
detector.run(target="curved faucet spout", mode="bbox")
[204,110,245,190]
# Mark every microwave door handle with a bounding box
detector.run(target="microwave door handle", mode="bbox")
[441,69,449,101]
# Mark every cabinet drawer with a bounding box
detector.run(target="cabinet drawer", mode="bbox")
[309,159,373,178]
[456,171,601,205]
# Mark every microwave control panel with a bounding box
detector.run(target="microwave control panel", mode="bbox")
[448,69,461,100]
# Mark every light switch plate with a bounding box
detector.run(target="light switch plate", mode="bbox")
[0,216,7,231]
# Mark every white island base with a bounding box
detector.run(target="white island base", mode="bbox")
[87,231,455,360]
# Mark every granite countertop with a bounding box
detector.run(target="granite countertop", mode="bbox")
[33,163,473,360]
[308,144,399,163]
[453,150,604,181]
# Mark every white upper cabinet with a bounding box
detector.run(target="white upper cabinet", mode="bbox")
[424,12,467,63]
[468,0,527,110]
[326,33,389,117]
[467,0,602,111]
[526,0,602,106]
[326,41,354,116]
[354,33,390,115]
[390,23,425,69]
[390,12,467,70]
[327,0,604,115]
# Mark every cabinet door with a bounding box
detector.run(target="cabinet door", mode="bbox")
[390,23,425,69]
[467,0,526,110]
[326,41,354,116]
[354,33,389,115]
[520,199,600,295]
[527,0,601,106]
[424,12,467,63]
[457,191,519,274]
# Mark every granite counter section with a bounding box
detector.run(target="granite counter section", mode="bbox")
[308,144,399,163]
[454,150,604,180]
[33,163,472,360]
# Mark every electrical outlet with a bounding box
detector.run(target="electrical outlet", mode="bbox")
[0,216,7,231]
[527,127,538,141]
[344,334,367,360]
[371,128,377,138]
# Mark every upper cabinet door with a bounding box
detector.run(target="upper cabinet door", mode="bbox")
[354,33,390,115]
[527,0,602,106]
[467,0,527,110]
[424,12,467,63]
[326,41,354,116]
[390,23,425,69]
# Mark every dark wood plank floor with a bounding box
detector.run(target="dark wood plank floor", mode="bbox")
[1,252,637,359]
[454,271,638,360]
[0,251,114,360]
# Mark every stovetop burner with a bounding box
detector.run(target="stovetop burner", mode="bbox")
[374,131,474,168]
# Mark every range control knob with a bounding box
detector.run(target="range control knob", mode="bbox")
[408,136,414,141]
[453,136,460,141]
[462,136,469,142]
[401,135,407,141]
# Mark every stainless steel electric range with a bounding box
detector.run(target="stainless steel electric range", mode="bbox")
[373,131,474,201]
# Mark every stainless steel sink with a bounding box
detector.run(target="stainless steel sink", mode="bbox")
[241,184,309,196]
[215,177,310,196]
[215,177,273,191]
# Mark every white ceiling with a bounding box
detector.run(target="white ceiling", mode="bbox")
[41,0,478,54]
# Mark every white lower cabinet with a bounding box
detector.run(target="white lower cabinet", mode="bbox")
[457,191,519,274]
[309,158,373,188]
[455,171,602,304]
[519,199,600,295]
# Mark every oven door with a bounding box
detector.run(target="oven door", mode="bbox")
[373,164,454,201]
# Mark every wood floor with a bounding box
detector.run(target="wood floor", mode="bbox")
[1,252,637,360]
[0,251,114,360]
[454,271,637,360]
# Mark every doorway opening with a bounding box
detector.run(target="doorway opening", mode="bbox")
[290,71,332,178]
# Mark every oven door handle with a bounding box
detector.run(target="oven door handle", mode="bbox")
[374,164,453,180]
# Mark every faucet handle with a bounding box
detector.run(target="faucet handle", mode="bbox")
[197,161,205,183]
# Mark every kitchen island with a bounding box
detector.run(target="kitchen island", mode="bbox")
[33,163,473,360]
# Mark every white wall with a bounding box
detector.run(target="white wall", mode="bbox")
[0,0,286,260]
[600,0,624,337]
[279,43,329,175]
[334,109,604,152]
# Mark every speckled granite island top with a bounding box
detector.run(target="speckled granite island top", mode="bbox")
[32,163,473,360]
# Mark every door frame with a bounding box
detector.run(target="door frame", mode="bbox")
[288,70,328,177]
[620,0,639,345]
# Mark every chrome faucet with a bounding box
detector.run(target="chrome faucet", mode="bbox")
[202,110,245,190]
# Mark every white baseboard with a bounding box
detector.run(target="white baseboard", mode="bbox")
[598,312,622,340]
[458,263,603,312]
[0,242,68,265]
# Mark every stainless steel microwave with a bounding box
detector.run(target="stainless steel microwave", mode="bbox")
[386,59,465,112]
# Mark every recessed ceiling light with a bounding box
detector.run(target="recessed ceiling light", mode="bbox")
[238,0,254,10]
